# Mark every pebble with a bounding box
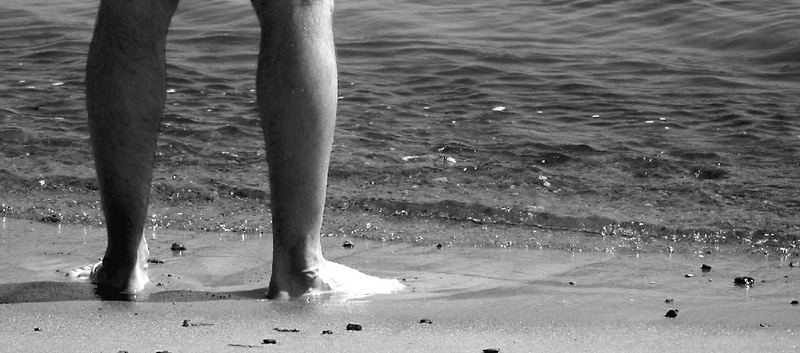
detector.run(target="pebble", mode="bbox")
[171,243,186,251]
[182,320,191,327]
[342,240,354,249]
[419,319,433,324]
[665,309,679,318]
[684,274,694,278]
[34,327,41,332]
[436,243,443,250]
[734,276,755,287]
[701,264,712,272]
[665,298,674,303]
[483,349,500,353]
[262,339,277,345]
[492,106,506,112]
[791,300,798,305]
[322,330,334,335]
[569,281,575,286]
[346,323,362,331]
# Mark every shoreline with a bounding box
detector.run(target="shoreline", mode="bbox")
[1,218,799,352]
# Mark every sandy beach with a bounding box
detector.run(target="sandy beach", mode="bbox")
[1,218,798,352]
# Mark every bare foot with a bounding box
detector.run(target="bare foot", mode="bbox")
[67,236,150,294]
[267,258,404,299]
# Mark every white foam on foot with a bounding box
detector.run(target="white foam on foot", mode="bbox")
[310,259,405,299]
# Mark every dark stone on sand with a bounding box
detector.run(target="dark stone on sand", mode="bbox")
[182,320,191,327]
[262,339,277,345]
[483,349,500,353]
[419,319,433,324]
[665,309,679,318]
[322,330,334,335]
[791,300,799,305]
[759,323,770,328]
[342,240,354,249]
[665,298,674,303]
[734,277,755,287]
[790,261,799,268]
[701,264,712,272]
[684,274,694,278]
[148,259,164,264]
[34,327,41,332]
[41,214,61,223]
[569,281,575,286]
[171,243,187,251]
[436,243,443,250]
[346,323,362,331]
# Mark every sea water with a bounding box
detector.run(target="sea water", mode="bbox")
[0,0,798,255]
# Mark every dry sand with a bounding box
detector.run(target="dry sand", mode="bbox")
[1,218,798,352]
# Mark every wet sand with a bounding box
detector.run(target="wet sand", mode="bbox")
[1,218,798,352]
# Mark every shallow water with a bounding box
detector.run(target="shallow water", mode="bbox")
[0,0,798,253]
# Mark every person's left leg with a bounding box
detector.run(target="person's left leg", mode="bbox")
[69,0,179,294]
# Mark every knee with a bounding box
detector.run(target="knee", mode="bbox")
[251,0,333,17]
[96,0,179,27]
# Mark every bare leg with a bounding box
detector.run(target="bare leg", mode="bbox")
[252,0,402,298]
[77,0,179,294]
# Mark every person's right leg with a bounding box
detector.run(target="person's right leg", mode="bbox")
[251,0,403,298]
[81,0,179,294]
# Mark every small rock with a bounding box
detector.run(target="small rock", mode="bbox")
[419,319,433,324]
[665,309,679,318]
[759,323,770,328]
[665,298,674,303]
[321,330,334,335]
[790,261,798,268]
[684,274,694,278]
[182,320,191,327]
[701,264,712,272]
[262,339,277,345]
[569,281,575,286]
[436,243,443,250]
[41,214,60,223]
[148,258,165,264]
[483,349,500,353]
[791,300,798,305]
[346,323,362,331]
[342,240,354,249]
[734,276,755,287]
[34,327,41,332]
[171,243,186,251]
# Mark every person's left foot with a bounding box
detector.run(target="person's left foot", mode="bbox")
[68,236,150,295]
